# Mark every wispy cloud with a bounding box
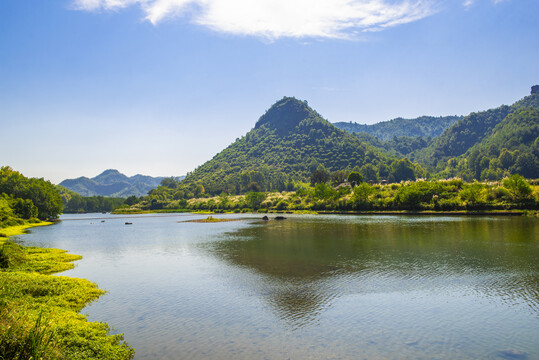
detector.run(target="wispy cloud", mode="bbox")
[72,0,438,39]
[462,0,509,9]
[463,0,474,9]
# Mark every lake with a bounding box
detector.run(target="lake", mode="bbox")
[13,213,539,359]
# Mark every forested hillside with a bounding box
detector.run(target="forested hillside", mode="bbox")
[414,91,539,170]
[334,115,461,141]
[436,107,539,180]
[175,97,426,196]
[352,132,433,158]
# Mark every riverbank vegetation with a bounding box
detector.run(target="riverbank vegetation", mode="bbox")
[116,174,538,214]
[57,186,128,214]
[0,223,135,360]
[1,167,134,359]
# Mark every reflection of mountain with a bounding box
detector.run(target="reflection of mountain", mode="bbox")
[206,217,539,328]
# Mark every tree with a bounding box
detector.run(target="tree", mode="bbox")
[512,153,538,179]
[330,170,348,186]
[352,183,374,205]
[310,165,330,186]
[247,181,262,192]
[347,172,363,187]
[160,177,177,189]
[313,183,338,201]
[125,196,140,206]
[377,163,390,179]
[460,182,484,206]
[390,159,415,182]
[245,192,266,209]
[360,164,378,182]
[12,198,38,219]
[503,174,532,201]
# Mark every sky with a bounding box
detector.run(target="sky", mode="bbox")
[1,0,538,184]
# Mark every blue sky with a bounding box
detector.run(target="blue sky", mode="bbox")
[1,0,538,183]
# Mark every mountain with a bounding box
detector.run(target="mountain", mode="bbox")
[352,132,433,158]
[414,90,539,170]
[59,169,167,197]
[435,107,539,180]
[334,115,461,141]
[180,97,404,194]
[464,108,539,179]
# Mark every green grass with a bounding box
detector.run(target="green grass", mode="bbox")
[0,222,134,360]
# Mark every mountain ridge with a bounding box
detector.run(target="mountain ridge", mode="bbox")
[334,115,462,141]
[59,169,169,197]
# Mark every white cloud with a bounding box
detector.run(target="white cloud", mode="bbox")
[463,0,474,9]
[72,0,437,39]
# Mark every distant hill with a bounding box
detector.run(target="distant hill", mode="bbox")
[59,169,176,197]
[180,97,402,194]
[433,107,539,180]
[334,115,461,141]
[414,90,539,170]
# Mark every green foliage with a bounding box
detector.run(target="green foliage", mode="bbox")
[148,178,538,213]
[330,170,349,186]
[176,97,393,195]
[57,186,126,213]
[0,223,134,360]
[160,177,178,188]
[395,182,436,209]
[310,165,330,186]
[245,192,267,210]
[503,174,532,201]
[435,108,539,180]
[347,171,363,186]
[360,163,378,182]
[459,182,485,206]
[0,167,62,219]
[334,115,461,141]
[390,158,416,182]
[313,183,338,201]
[352,183,374,206]
[414,94,539,178]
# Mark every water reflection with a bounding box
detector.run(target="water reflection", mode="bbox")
[207,216,539,328]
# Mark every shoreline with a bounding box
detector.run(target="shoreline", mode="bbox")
[0,221,134,359]
[111,208,533,217]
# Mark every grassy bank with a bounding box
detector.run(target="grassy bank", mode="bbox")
[0,222,134,360]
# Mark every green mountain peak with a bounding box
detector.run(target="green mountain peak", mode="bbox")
[254,97,323,135]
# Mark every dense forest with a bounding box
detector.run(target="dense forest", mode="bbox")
[56,186,128,213]
[334,115,461,141]
[411,92,539,172]
[0,166,63,226]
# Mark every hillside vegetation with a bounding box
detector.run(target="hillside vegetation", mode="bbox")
[334,115,461,141]
[413,92,539,172]
[179,97,424,195]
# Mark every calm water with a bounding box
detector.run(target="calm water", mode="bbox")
[13,213,539,359]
